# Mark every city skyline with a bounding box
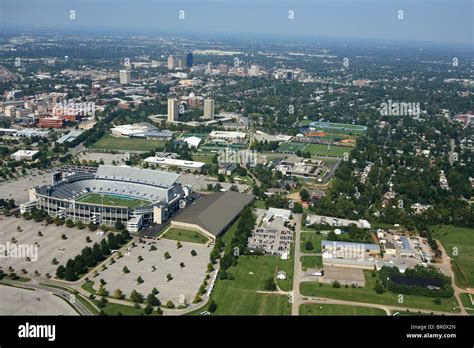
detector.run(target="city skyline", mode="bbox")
[0,0,472,46]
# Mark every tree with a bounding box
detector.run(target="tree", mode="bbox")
[208,300,217,313]
[332,280,341,288]
[146,293,160,306]
[304,240,313,251]
[264,277,277,291]
[114,289,124,299]
[176,241,182,249]
[137,276,144,284]
[165,300,174,309]
[65,219,74,228]
[144,305,153,315]
[217,174,225,182]
[166,273,173,281]
[56,265,65,279]
[115,221,125,231]
[164,252,171,259]
[130,290,144,303]
[374,282,384,294]
[292,202,303,213]
[300,189,310,202]
[191,250,197,256]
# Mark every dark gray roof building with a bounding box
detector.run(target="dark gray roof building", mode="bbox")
[171,191,254,238]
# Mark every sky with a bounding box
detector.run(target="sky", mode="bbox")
[0,0,472,46]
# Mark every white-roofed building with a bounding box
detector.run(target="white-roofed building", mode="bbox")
[183,136,202,148]
[10,150,39,161]
[143,157,205,171]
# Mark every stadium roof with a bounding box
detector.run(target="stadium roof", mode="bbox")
[96,165,180,188]
[172,191,254,236]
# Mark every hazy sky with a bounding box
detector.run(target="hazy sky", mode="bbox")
[0,0,472,45]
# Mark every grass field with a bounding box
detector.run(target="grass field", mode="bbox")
[277,142,308,154]
[205,255,291,315]
[161,227,209,244]
[300,270,460,313]
[300,303,386,316]
[302,121,367,135]
[430,225,474,288]
[300,232,323,253]
[192,153,215,164]
[277,142,352,158]
[459,293,474,315]
[89,134,165,152]
[276,235,295,292]
[76,192,151,209]
[301,256,323,271]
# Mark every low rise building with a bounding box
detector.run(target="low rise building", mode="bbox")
[10,150,39,161]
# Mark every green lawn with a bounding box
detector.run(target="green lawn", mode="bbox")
[300,303,386,316]
[76,192,151,209]
[161,227,209,244]
[304,143,352,158]
[205,255,291,315]
[301,232,323,253]
[459,293,474,315]
[430,225,474,288]
[276,235,294,292]
[300,256,322,271]
[89,134,165,152]
[192,153,215,164]
[300,270,460,313]
[253,199,266,209]
[81,280,96,294]
[188,218,291,315]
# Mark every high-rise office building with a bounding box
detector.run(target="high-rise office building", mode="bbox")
[203,99,215,120]
[249,65,260,76]
[167,98,179,122]
[186,53,193,68]
[119,70,131,84]
[176,58,185,69]
[167,55,175,70]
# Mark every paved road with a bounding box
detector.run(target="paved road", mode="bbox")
[1,279,95,316]
[291,214,303,315]
[436,242,467,315]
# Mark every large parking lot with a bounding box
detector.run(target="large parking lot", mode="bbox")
[0,169,50,204]
[92,238,211,305]
[77,151,129,165]
[0,215,104,279]
[0,284,78,315]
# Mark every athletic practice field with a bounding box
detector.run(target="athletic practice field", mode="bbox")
[304,121,367,135]
[75,192,151,209]
[277,142,352,158]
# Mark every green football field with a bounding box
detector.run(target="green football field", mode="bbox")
[75,193,151,209]
[277,142,352,158]
[304,143,352,157]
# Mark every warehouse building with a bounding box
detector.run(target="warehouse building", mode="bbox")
[170,191,254,241]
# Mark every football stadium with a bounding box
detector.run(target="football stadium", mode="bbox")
[22,165,191,232]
